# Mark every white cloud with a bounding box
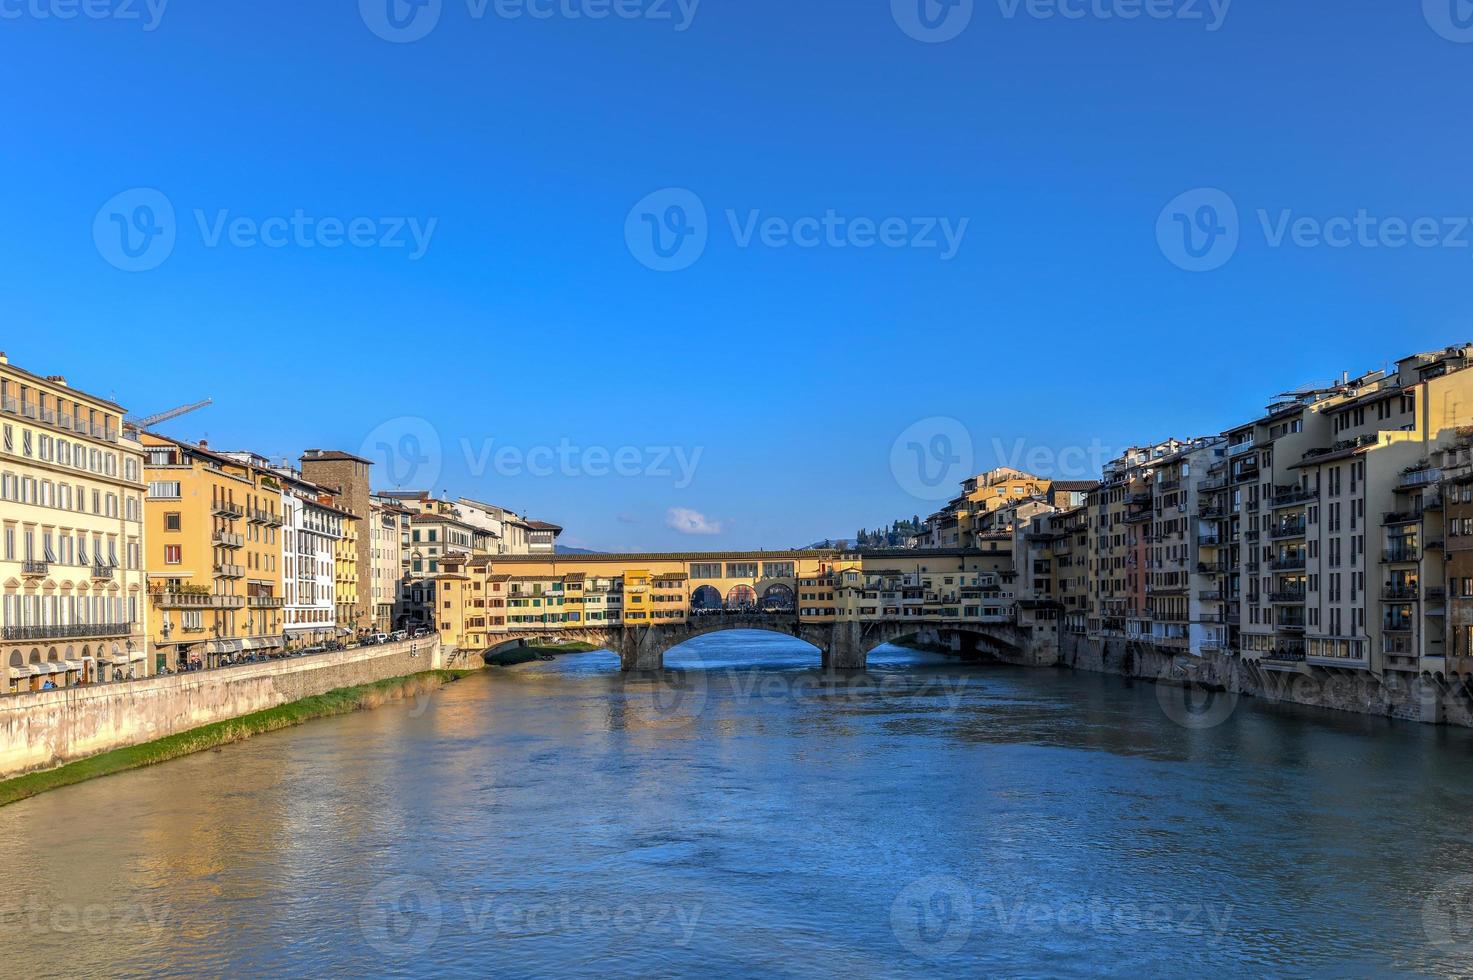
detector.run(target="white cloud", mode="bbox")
[666,507,724,536]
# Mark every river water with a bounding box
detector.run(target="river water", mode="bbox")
[3,633,1473,978]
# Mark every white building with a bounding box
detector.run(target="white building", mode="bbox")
[280,474,344,646]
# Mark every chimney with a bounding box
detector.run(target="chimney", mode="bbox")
[0,352,8,364]
[46,375,67,387]
[199,439,209,449]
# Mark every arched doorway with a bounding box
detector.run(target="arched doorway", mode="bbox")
[691,585,722,614]
[759,584,794,613]
[725,585,757,611]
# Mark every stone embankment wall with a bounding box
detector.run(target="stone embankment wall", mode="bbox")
[1056,633,1473,728]
[0,638,445,778]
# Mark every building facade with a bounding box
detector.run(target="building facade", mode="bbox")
[0,356,148,690]
[142,436,284,670]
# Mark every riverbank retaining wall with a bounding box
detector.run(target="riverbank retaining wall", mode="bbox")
[1056,633,1473,728]
[0,638,447,778]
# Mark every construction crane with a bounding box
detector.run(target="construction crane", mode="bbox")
[124,398,213,431]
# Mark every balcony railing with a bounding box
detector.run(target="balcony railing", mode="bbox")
[1382,585,1420,601]
[2,623,131,641]
[1399,467,1443,490]
[1269,590,1307,603]
[213,532,245,548]
[1271,486,1317,508]
[249,595,284,608]
[214,563,244,578]
[91,565,114,580]
[21,559,48,577]
[213,502,244,519]
[1382,548,1421,564]
[151,592,246,609]
[1383,510,1424,526]
[1270,556,1307,571]
[1270,521,1307,539]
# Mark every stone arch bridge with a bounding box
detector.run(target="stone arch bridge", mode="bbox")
[482,614,1051,672]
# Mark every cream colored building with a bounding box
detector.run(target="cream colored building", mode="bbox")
[0,355,148,690]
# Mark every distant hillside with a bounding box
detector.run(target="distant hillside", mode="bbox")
[556,545,602,555]
[806,518,925,551]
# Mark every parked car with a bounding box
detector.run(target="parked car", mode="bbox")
[389,630,407,642]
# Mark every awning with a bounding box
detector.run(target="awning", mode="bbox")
[43,662,67,675]
[63,660,84,672]
[240,637,284,651]
[205,640,244,656]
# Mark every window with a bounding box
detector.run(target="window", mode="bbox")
[165,512,182,531]
[164,545,182,564]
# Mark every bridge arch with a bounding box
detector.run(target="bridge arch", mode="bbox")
[759,584,794,613]
[691,585,722,612]
[724,585,757,611]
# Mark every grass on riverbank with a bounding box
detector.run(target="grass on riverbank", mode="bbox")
[526,641,601,653]
[0,669,475,809]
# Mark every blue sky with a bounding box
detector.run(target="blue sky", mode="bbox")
[3,0,1472,550]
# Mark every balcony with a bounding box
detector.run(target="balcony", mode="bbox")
[1199,590,1225,601]
[1269,590,1307,604]
[1262,649,1308,664]
[1196,561,1228,576]
[249,595,284,608]
[1426,587,1447,603]
[1383,510,1424,526]
[213,502,244,519]
[21,559,49,578]
[213,531,245,549]
[91,565,114,581]
[1270,556,1307,571]
[1382,548,1421,564]
[1382,584,1420,601]
[1398,467,1442,491]
[214,562,244,579]
[1226,440,1256,457]
[1276,618,1307,633]
[1271,486,1317,508]
[151,591,245,609]
[2,622,132,641]
[1270,521,1307,540]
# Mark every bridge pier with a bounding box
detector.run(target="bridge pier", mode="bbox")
[822,621,867,670]
[619,628,668,672]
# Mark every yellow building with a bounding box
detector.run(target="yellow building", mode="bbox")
[0,355,148,691]
[334,513,361,634]
[141,434,284,670]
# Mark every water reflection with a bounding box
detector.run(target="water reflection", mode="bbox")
[1,631,1471,977]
